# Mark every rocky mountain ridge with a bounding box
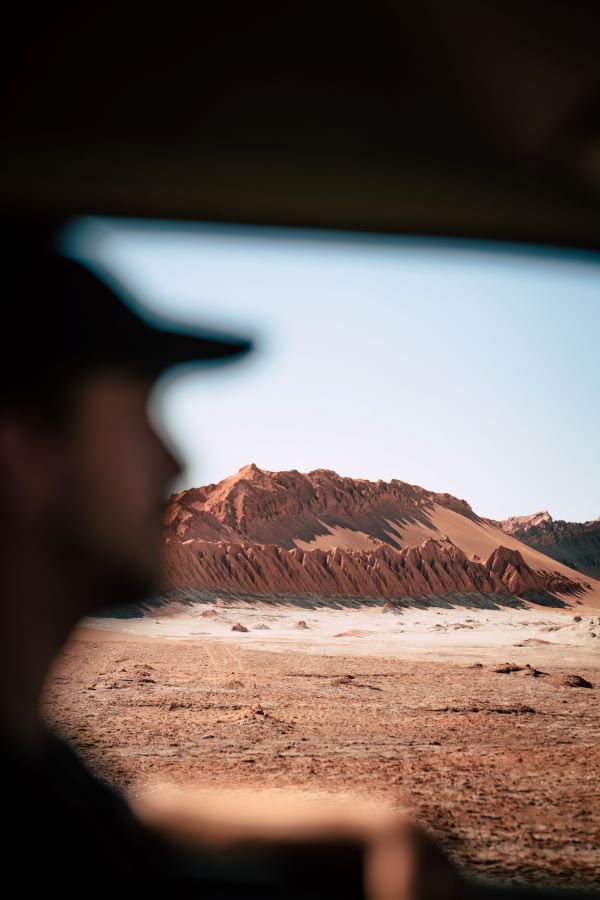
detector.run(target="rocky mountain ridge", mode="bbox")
[162,466,597,604]
[491,511,600,580]
[163,535,585,601]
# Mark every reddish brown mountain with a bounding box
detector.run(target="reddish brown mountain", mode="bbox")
[162,465,599,606]
[163,464,475,548]
[491,512,600,580]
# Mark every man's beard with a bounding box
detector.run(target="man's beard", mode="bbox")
[50,522,162,620]
[84,562,159,618]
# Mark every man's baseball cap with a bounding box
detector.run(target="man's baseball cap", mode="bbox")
[1,223,253,403]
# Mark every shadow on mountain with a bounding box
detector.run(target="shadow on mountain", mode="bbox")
[142,587,538,613]
[520,591,570,609]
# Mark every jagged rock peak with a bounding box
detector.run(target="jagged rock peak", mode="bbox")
[163,465,477,544]
[490,511,600,580]
[220,466,473,508]
[493,511,553,534]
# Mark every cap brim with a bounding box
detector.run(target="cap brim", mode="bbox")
[142,323,254,370]
[67,255,255,374]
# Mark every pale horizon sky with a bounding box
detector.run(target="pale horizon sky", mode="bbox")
[64,217,600,523]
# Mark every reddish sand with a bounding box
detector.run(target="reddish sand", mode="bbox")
[42,624,600,892]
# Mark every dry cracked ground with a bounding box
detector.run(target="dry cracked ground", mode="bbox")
[42,632,600,893]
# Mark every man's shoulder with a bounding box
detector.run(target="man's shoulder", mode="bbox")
[1,724,178,883]
[2,723,127,804]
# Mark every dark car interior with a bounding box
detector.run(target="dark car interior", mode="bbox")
[2,4,599,897]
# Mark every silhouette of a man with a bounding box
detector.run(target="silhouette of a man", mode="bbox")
[0,227,424,897]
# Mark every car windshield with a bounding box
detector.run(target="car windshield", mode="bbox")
[47,215,600,891]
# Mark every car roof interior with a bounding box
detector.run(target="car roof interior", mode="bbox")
[2,2,600,250]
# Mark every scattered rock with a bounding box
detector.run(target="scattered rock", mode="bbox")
[519,664,547,678]
[573,615,582,622]
[133,668,156,682]
[333,675,355,685]
[557,674,593,689]
[232,623,249,632]
[334,629,376,638]
[247,703,265,716]
[89,675,134,690]
[491,662,523,674]
[520,638,551,645]
[436,703,535,715]
[200,609,220,618]
[295,620,309,629]
[381,602,401,614]
[167,700,193,710]
[469,663,484,669]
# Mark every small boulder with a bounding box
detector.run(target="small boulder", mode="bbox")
[491,662,523,674]
[232,623,249,633]
[558,674,593,689]
[490,704,536,715]
[382,602,401,613]
[519,664,546,678]
[167,700,193,711]
[333,674,355,685]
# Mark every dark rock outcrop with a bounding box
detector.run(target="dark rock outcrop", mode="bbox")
[491,512,600,580]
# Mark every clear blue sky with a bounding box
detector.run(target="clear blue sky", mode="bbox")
[64,217,600,523]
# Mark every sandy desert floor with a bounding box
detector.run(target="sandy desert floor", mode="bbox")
[42,601,600,891]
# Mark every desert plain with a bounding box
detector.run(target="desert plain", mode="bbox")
[42,597,600,892]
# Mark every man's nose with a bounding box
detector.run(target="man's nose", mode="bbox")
[162,440,184,485]
[152,425,185,486]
